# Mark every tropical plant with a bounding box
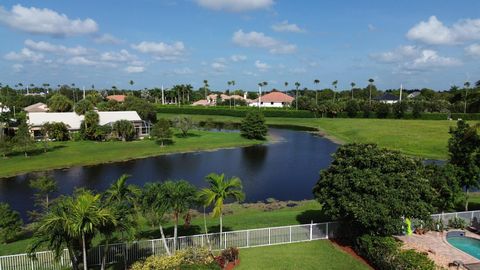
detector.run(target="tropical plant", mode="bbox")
[13,120,35,157]
[174,116,194,137]
[160,180,198,251]
[80,111,100,140]
[29,175,58,212]
[314,79,320,105]
[48,94,73,112]
[112,120,135,141]
[0,202,23,243]
[43,122,70,141]
[199,173,245,242]
[294,82,301,110]
[368,78,375,106]
[350,82,356,99]
[151,118,173,146]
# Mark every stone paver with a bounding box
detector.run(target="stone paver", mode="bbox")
[398,231,480,269]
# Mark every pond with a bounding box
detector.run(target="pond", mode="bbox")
[0,128,339,219]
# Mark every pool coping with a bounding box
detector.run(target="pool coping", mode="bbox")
[444,230,480,262]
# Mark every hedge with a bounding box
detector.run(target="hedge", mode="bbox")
[157,105,480,120]
[355,235,435,270]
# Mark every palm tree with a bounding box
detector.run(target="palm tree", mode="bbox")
[160,180,197,252]
[70,191,116,270]
[140,183,171,255]
[227,81,232,108]
[199,173,245,246]
[350,82,356,100]
[314,79,320,105]
[294,82,301,110]
[368,78,374,106]
[284,82,289,92]
[129,80,134,90]
[231,80,237,107]
[332,80,338,101]
[203,80,209,100]
[475,80,480,88]
[464,81,471,114]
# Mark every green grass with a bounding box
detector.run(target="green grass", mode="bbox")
[0,200,323,256]
[236,240,370,270]
[158,113,474,159]
[0,130,263,178]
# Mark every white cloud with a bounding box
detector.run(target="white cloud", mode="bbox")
[0,4,98,36]
[94,33,123,44]
[195,0,274,12]
[125,66,145,73]
[211,62,226,71]
[232,30,297,54]
[24,39,88,56]
[4,48,44,62]
[272,21,305,33]
[370,45,419,63]
[406,49,461,70]
[254,60,270,71]
[230,54,247,62]
[12,64,23,72]
[465,43,480,57]
[290,67,306,74]
[100,49,137,62]
[407,16,480,45]
[368,24,376,31]
[132,41,185,60]
[173,67,193,75]
[66,56,97,66]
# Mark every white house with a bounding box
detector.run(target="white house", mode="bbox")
[249,91,294,108]
[375,93,399,104]
[27,111,151,138]
[0,103,10,113]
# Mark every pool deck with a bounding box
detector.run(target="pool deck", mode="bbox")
[397,230,480,268]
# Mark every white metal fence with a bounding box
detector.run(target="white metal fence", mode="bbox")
[0,221,338,270]
[431,210,480,225]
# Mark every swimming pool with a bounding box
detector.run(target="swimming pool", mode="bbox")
[447,234,480,259]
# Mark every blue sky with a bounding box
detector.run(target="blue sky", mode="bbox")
[0,0,479,91]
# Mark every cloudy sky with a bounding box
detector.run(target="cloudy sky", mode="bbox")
[0,0,479,91]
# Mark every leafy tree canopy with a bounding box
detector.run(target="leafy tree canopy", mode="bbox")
[240,111,267,140]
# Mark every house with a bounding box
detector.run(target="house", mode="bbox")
[24,102,49,113]
[106,95,127,102]
[249,91,294,108]
[0,103,10,113]
[27,111,151,139]
[375,93,399,104]
[193,93,251,106]
[407,91,421,99]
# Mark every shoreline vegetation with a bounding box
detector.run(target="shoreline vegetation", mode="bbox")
[0,130,264,179]
[158,113,478,159]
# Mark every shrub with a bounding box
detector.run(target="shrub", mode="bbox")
[392,102,408,119]
[355,235,435,270]
[0,202,23,243]
[345,100,359,118]
[174,116,194,137]
[151,118,173,146]
[112,120,135,141]
[412,102,424,118]
[130,248,215,270]
[240,111,268,140]
[376,103,390,118]
[157,106,315,118]
[43,122,70,141]
[448,217,467,229]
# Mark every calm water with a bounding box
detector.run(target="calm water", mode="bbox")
[0,128,338,219]
[447,236,480,259]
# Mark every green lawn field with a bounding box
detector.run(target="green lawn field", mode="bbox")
[0,130,262,178]
[236,240,370,270]
[158,113,472,159]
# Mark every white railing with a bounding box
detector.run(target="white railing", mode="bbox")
[431,210,480,225]
[0,221,338,270]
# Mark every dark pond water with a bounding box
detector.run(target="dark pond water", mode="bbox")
[0,128,339,219]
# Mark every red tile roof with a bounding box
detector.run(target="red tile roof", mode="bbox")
[254,91,294,103]
[106,95,126,102]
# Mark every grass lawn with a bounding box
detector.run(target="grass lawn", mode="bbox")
[158,113,473,159]
[0,200,324,256]
[0,130,263,178]
[236,240,370,270]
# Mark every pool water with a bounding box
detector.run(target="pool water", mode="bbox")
[448,236,480,259]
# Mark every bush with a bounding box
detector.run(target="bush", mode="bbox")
[130,248,215,270]
[448,217,467,229]
[356,235,435,270]
[151,118,173,146]
[174,116,194,137]
[112,120,135,141]
[376,103,390,118]
[240,111,268,140]
[345,100,359,118]
[43,122,70,141]
[0,202,23,243]
[157,105,315,118]
[393,102,408,119]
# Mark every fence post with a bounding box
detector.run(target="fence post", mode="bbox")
[151,240,155,256]
[224,232,227,249]
[31,258,35,270]
[289,226,292,243]
[246,230,250,247]
[326,222,329,239]
[268,228,271,245]
[310,222,313,241]
[0,258,3,270]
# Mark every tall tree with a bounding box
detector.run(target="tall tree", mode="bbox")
[240,111,268,140]
[350,82,356,100]
[464,81,470,114]
[284,81,289,92]
[203,80,209,100]
[294,82,301,110]
[314,79,320,105]
[151,118,173,146]
[199,173,245,244]
[160,180,197,252]
[29,175,58,212]
[0,202,23,244]
[448,120,480,210]
[14,121,34,157]
[368,78,375,106]
[48,94,73,112]
[74,99,94,130]
[332,80,338,102]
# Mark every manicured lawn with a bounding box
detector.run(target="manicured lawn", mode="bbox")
[0,200,324,255]
[0,130,263,178]
[236,240,370,270]
[158,113,473,159]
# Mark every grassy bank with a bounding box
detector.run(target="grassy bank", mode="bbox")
[0,200,323,256]
[158,113,470,159]
[236,240,370,270]
[0,130,263,178]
